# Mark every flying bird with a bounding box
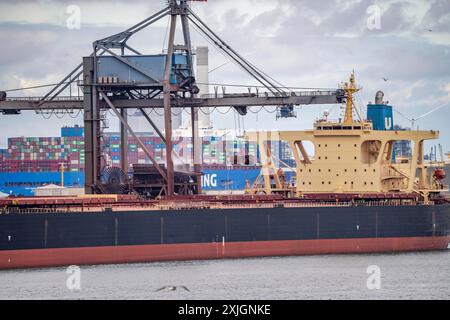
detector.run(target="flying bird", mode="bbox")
[155,286,190,292]
[382,77,389,82]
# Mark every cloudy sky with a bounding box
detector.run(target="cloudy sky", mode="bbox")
[0,0,449,153]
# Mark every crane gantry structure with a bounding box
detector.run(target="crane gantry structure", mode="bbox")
[0,0,346,196]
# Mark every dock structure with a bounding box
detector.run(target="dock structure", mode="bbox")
[0,0,344,196]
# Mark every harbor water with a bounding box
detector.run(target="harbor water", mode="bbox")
[1,249,450,300]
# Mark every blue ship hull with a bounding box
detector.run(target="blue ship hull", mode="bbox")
[200,167,261,192]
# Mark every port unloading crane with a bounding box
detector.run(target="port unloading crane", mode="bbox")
[0,0,346,196]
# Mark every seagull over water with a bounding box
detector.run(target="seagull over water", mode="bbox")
[155,286,190,292]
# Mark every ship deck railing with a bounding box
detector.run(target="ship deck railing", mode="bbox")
[0,199,433,215]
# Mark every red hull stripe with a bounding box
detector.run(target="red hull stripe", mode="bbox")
[1,236,449,270]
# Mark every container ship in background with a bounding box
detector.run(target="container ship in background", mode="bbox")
[0,75,449,270]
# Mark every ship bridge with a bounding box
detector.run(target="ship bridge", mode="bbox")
[245,74,447,202]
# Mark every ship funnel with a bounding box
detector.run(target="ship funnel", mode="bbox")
[196,46,210,129]
[367,91,394,130]
[375,91,384,105]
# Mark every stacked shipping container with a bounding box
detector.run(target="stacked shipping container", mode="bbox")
[0,136,85,172]
[102,133,268,169]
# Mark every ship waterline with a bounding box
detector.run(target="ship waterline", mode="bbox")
[2,237,450,270]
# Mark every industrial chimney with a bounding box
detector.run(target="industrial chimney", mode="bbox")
[196,46,210,129]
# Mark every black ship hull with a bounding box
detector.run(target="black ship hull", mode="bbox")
[1,204,450,269]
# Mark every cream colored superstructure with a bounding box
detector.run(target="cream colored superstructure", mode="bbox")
[246,74,447,200]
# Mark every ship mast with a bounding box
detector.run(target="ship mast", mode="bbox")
[313,72,370,130]
[342,71,360,124]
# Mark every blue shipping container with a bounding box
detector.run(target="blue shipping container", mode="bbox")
[61,126,84,138]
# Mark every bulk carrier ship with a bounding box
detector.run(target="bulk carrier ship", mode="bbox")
[0,1,449,270]
[1,74,449,270]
